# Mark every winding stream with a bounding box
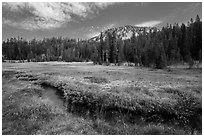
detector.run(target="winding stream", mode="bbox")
[41,86,66,111]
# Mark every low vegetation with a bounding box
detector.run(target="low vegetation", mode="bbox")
[35,74,201,133]
[2,70,97,135]
[2,62,202,135]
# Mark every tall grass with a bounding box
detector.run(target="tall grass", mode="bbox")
[32,73,201,134]
[11,71,201,134]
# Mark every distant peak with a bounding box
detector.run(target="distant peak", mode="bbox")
[88,25,156,42]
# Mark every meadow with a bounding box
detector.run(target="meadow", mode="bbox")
[2,61,202,135]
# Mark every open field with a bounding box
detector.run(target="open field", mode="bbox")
[2,62,202,135]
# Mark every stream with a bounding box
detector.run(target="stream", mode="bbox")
[41,86,66,111]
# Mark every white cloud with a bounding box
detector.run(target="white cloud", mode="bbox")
[3,2,115,30]
[135,20,162,27]
[3,2,26,11]
[94,2,115,9]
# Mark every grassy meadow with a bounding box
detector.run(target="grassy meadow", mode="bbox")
[2,62,202,135]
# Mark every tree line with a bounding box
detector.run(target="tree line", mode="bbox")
[2,15,202,69]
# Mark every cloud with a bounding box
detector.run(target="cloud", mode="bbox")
[135,20,162,27]
[2,2,115,30]
[94,2,115,9]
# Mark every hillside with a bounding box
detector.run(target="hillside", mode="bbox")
[88,25,157,42]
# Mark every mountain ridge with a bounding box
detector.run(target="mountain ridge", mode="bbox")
[88,25,157,42]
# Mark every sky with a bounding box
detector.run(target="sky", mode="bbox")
[2,2,202,41]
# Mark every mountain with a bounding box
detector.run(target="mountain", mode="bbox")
[88,25,157,42]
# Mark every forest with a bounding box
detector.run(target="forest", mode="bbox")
[2,15,202,69]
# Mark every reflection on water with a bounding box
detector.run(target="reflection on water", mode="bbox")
[42,86,65,110]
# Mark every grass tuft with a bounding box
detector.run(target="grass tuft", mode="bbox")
[84,76,109,83]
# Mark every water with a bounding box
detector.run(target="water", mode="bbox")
[41,86,66,110]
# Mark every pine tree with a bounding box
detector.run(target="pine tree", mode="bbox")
[193,15,202,60]
[98,32,104,64]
